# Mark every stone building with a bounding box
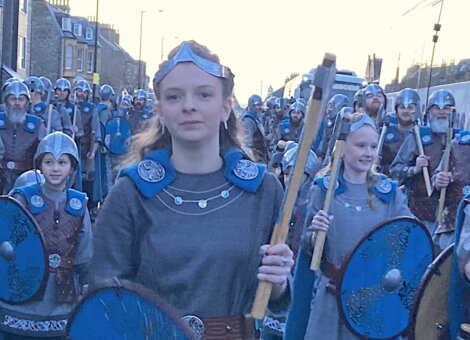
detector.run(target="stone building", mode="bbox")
[1,0,145,100]
[0,0,33,98]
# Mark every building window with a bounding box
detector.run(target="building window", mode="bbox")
[62,17,72,32]
[87,50,94,73]
[73,24,82,37]
[65,45,73,70]
[19,0,27,13]
[77,48,84,72]
[85,27,93,40]
[17,36,26,69]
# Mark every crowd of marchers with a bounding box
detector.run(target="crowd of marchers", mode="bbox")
[0,41,468,340]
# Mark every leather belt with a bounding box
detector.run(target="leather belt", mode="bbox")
[1,159,31,172]
[48,254,74,271]
[182,314,256,340]
[322,261,342,295]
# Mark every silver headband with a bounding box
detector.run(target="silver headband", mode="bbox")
[153,42,233,84]
[350,114,376,132]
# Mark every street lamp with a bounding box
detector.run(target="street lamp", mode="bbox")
[161,36,178,62]
[138,9,164,90]
[92,0,100,102]
[138,10,145,90]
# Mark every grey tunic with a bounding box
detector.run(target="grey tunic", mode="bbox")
[88,167,285,317]
[301,180,412,340]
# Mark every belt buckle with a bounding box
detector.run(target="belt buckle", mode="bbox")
[6,161,15,170]
[326,281,338,295]
[49,254,62,268]
[181,315,204,340]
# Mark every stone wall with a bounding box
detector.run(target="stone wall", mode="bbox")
[30,0,62,80]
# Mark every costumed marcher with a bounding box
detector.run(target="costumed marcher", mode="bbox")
[266,98,287,152]
[40,76,73,137]
[95,84,117,199]
[0,132,92,339]
[87,40,294,339]
[74,79,102,218]
[241,94,270,164]
[353,88,364,113]
[144,97,155,117]
[0,81,45,194]
[281,145,321,260]
[320,106,355,169]
[363,83,386,125]
[0,77,21,111]
[390,89,456,237]
[314,94,350,162]
[278,102,305,143]
[432,120,470,250]
[379,87,419,177]
[288,112,412,339]
[127,89,153,134]
[24,76,63,134]
[54,78,84,192]
[53,78,83,140]
[262,96,277,144]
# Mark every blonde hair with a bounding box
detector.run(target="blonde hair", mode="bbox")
[316,112,380,208]
[122,40,252,166]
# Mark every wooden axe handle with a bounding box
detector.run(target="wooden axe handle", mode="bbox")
[413,125,433,197]
[437,125,453,227]
[310,140,345,270]
[251,52,336,320]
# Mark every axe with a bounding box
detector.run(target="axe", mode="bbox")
[310,117,351,270]
[251,53,337,320]
[377,113,391,157]
[413,119,433,197]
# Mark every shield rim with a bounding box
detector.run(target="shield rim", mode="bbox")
[0,195,49,304]
[408,243,453,340]
[66,279,193,338]
[337,216,433,340]
[104,116,132,155]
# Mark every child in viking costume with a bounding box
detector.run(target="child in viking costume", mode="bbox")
[87,40,293,339]
[0,132,92,339]
[290,113,413,339]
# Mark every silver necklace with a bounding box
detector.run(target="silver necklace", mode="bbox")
[166,181,229,194]
[162,184,235,209]
[156,190,244,216]
[335,196,370,212]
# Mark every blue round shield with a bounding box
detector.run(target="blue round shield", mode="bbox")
[104,117,132,155]
[338,217,433,339]
[0,196,47,303]
[67,280,192,339]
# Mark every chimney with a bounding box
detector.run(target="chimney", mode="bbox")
[49,0,70,14]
